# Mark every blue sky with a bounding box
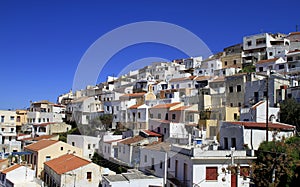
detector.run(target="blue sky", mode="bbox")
[0,0,299,109]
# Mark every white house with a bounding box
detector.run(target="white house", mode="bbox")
[102,139,123,160]
[167,144,256,187]
[44,154,101,187]
[27,100,66,124]
[194,54,222,77]
[240,101,280,122]
[0,110,20,153]
[67,134,101,160]
[116,135,159,167]
[0,164,40,187]
[220,121,295,150]
[139,142,171,185]
[255,57,286,73]
[102,169,164,187]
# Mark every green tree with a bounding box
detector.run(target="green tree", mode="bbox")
[280,98,300,131]
[252,136,300,187]
[239,65,256,73]
[90,114,113,130]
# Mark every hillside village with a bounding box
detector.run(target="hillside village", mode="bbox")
[0,31,300,187]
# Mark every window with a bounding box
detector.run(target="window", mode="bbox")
[165,113,168,120]
[229,86,233,93]
[236,85,241,92]
[87,172,92,181]
[1,116,4,122]
[206,167,218,180]
[233,60,237,65]
[60,147,63,151]
[231,138,236,148]
[158,113,161,119]
[189,115,194,122]
[138,112,141,119]
[88,144,91,150]
[46,156,51,161]
[10,128,14,132]
[10,116,15,121]
[157,127,161,133]
[150,113,153,118]
[164,128,167,134]
[269,52,273,56]
[230,103,233,107]
[144,155,147,162]
[234,113,238,120]
[72,142,75,146]
[224,61,227,66]
[16,116,20,122]
[175,160,178,177]
[278,64,285,69]
[224,137,228,149]
[151,158,155,170]
[247,41,252,46]
[168,158,170,168]
[93,144,96,148]
[160,161,163,169]
[172,114,176,120]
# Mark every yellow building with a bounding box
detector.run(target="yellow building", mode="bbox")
[24,140,82,179]
[16,109,27,131]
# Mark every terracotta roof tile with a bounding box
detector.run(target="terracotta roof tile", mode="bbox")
[44,154,90,175]
[33,135,58,141]
[210,76,225,83]
[119,136,145,145]
[256,58,279,64]
[1,164,21,174]
[194,76,211,81]
[251,101,265,109]
[170,106,191,111]
[128,104,142,109]
[229,121,295,130]
[25,140,59,152]
[169,76,196,83]
[144,142,171,152]
[141,130,162,137]
[287,49,300,54]
[104,139,123,144]
[120,93,146,98]
[151,102,181,109]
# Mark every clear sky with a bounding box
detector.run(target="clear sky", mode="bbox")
[0,0,299,110]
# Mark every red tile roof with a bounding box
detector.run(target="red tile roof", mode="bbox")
[25,140,59,152]
[151,102,181,109]
[171,106,191,111]
[194,76,211,81]
[104,139,123,144]
[141,130,162,137]
[169,76,196,83]
[33,122,56,127]
[144,142,171,152]
[251,101,265,109]
[33,135,58,141]
[1,164,21,174]
[210,76,225,83]
[128,104,142,109]
[229,121,295,130]
[120,93,146,98]
[256,58,279,64]
[288,32,300,36]
[44,154,91,175]
[119,136,145,145]
[287,49,300,54]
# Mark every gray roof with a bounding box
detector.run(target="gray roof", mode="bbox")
[104,175,128,182]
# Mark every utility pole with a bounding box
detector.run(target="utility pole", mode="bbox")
[266,75,269,142]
